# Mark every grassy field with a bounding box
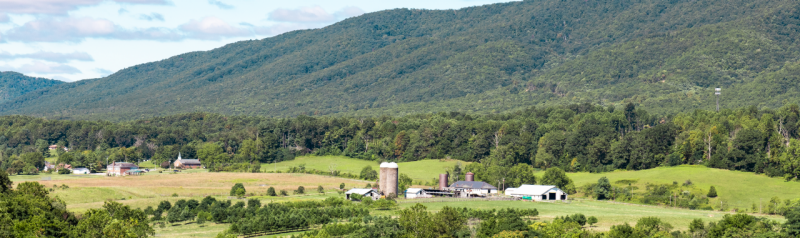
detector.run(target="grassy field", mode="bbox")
[262,156,470,182]
[538,165,800,210]
[11,171,370,212]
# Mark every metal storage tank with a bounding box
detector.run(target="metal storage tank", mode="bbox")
[465,172,475,182]
[439,174,449,190]
[379,162,389,193]
[384,162,399,196]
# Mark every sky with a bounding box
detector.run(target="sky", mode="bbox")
[0,0,517,82]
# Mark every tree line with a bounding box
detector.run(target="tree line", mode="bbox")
[3,104,800,180]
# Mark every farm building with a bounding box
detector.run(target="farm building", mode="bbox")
[174,153,202,169]
[43,162,56,172]
[447,181,498,197]
[505,185,568,201]
[107,162,138,176]
[72,168,90,174]
[345,188,379,201]
[405,188,432,199]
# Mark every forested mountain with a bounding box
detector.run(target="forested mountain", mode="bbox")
[1,0,799,120]
[0,72,63,104]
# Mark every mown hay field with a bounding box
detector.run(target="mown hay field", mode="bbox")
[539,165,800,210]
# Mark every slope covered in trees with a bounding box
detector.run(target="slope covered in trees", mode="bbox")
[0,72,63,104]
[0,0,798,120]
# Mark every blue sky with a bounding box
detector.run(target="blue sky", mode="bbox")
[0,0,517,82]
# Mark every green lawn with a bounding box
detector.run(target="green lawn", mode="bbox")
[262,156,470,182]
[539,165,800,210]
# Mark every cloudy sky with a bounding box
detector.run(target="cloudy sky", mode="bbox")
[0,0,516,82]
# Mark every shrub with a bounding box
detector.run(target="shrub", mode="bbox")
[280,189,288,196]
[58,169,71,175]
[235,188,246,198]
[171,193,178,197]
[317,185,324,193]
[707,186,718,198]
[295,186,305,194]
[587,216,598,227]
[340,183,345,190]
[267,187,277,196]
[230,183,245,196]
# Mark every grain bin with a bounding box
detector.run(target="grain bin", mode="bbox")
[465,172,474,182]
[439,174,449,190]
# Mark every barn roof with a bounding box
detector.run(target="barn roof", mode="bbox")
[109,162,137,168]
[178,159,202,165]
[449,181,498,190]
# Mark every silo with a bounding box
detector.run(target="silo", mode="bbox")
[465,172,474,182]
[379,162,389,193]
[439,174,449,190]
[385,162,399,196]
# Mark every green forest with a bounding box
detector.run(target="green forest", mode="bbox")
[4,104,800,186]
[0,72,63,104]
[1,0,799,120]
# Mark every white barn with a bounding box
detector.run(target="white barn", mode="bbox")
[345,188,379,201]
[72,168,91,174]
[505,185,568,201]
[405,188,433,199]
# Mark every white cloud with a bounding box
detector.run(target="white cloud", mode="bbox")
[139,12,164,21]
[0,61,82,74]
[0,0,169,15]
[0,51,94,62]
[1,17,182,42]
[179,16,250,39]
[0,13,9,23]
[208,0,233,10]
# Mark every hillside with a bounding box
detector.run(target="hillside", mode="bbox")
[539,165,800,210]
[0,72,63,104]
[1,0,799,120]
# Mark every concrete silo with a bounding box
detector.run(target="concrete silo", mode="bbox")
[381,162,398,196]
[379,162,389,193]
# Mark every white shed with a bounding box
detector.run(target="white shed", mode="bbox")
[505,185,568,201]
[345,188,379,201]
[72,168,91,174]
[405,188,435,199]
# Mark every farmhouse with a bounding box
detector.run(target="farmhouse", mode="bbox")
[174,153,202,169]
[72,168,90,174]
[345,188,379,201]
[107,162,138,176]
[43,161,55,172]
[505,185,568,201]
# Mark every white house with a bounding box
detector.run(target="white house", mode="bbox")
[505,185,568,201]
[345,188,379,201]
[72,168,91,175]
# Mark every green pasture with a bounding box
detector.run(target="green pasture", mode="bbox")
[541,165,800,210]
[262,156,469,181]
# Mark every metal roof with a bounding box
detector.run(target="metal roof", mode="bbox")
[449,181,498,190]
[406,188,423,193]
[178,159,202,165]
[345,188,377,195]
[506,185,562,195]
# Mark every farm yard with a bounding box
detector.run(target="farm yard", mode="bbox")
[8,158,795,237]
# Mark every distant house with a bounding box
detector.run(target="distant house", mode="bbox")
[173,153,202,169]
[48,145,59,150]
[505,185,568,201]
[107,162,138,176]
[72,168,90,174]
[446,181,499,197]
[43,161,56,172]
[345,188,379,201]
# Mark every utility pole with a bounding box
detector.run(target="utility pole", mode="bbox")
[715,88,721,112]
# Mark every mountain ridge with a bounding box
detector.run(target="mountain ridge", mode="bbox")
[0,71,64,105]
[1,0,798,120]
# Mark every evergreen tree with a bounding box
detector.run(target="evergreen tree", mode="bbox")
[587,216,598,227]
[317,185,325,193]
[785,207,800,236]
[166,205,181,223]
[230,183,245,196]
[267,187,277,196]
[707,186,718,198]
